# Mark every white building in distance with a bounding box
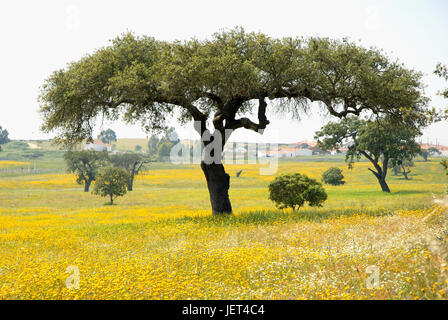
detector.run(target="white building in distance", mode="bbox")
[83,140,112,152]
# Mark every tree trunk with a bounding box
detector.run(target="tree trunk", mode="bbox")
[377,176,391,193]
[402,171,409,180]
[201,161,232,215]
[110,195,114,205]
[128,174,134,191]
[366,157,391,193]
[84,180,91,192]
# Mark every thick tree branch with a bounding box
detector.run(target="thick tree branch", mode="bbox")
[225,98,270,132]
[367,167,380,178]
[213,110,225,132]
[361,150,383,177]
[201,92,224,109]
[326,100,370,118]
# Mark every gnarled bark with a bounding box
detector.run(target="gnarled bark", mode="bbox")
[201,161,232,215]
[376,175,391,193]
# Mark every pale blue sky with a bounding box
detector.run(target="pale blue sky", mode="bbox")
[0,0,447,144]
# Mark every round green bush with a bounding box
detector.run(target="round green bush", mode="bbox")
[322,167,345,186]
[268,173,327,211]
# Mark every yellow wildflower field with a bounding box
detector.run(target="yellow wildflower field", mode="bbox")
[0,159,447,299]
[0,161,29,168]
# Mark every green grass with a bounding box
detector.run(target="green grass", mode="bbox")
[0,143,446,214]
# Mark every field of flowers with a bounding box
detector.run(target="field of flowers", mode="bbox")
[0,159,448,299]
[0,161,29,168]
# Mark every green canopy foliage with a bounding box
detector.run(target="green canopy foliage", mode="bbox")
[435,63,448,100]
[97,129,117,144]
[428,147,441,155]
[442,159,448,175]
[435,62,448,120]
[39,28,430,147]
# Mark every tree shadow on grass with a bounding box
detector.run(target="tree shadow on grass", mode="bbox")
[392,190,434,196]
[392,177,424,182]
[165,207,396,227]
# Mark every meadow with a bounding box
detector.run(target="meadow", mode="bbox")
[1,152,448,299]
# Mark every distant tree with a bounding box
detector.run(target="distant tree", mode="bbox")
[97,129,117,144]
[93,167,129,205]
[134,145,142,152]
[315,117,422,193]
[0,126,10,152]
[157,139,172,159]
[322,167,345,186]
[64,150,109,192]
[153,127,180,159]
[6,141,28,151]
[110,153,150,191]
[392,159,415,180]
[164,127,180,144]
[429,147,441,156]
[148,134,159,155]
[420,149,429,162]
[268,173,327,211]
[421,147,442,161]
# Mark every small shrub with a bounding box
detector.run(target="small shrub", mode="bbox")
[322,167,345,186]
[442,160,448,195]
[92,167,129,205]
[441,159,448,174]
[268,173,327,211]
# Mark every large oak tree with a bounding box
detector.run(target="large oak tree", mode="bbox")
[39,28,429,214]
